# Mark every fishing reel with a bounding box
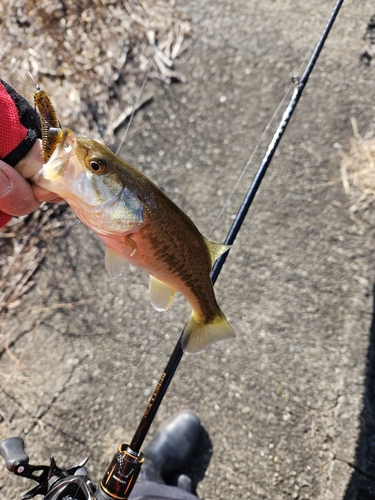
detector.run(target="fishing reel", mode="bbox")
[0,437,144,500]
[0,437,94,500]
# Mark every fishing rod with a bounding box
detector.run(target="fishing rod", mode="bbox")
[98,0,345,498]
[0,0,344,499]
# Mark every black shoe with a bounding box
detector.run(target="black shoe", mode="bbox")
[176,474,193,493]
[138,410,201,489]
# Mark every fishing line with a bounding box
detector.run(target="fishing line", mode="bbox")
[115,65,152,155]
[207,83,293,238]
[211,0,344,282]
[86,297,168,456]
[208,0,340,239]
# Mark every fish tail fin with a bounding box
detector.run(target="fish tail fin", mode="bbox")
[181,310,235,354]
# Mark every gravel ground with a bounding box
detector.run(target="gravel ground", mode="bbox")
[1,1,375,499]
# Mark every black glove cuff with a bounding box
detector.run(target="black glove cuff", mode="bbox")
[3,129,40,168]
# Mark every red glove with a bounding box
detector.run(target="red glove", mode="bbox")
[0,79,41,227]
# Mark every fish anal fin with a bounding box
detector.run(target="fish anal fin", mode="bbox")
[149,276,176,312]
[204,238,231,267]
[181,311,235,354]
[105,246,129,279]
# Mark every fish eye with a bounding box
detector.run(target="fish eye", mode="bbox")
[88,157,107,174]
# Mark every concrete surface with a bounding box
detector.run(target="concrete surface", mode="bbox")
[1,1,375,499]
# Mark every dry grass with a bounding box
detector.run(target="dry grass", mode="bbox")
[340,118,375,213]
[0,0,190,142]
[0,0,191,315]
[0,205,72,314]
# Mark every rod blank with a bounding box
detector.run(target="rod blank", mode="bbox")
[129,0,345,455]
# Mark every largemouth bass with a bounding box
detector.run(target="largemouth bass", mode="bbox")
[32,90,235,353]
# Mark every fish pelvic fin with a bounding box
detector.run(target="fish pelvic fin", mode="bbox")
[181,310,235,354]
[204,238,231,268]
[105,246,129,279]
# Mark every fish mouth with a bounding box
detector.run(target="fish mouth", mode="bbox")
[42,129,76,180]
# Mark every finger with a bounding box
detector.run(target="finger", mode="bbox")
[32,184,63,203]
[0,211,12,227]
[15,139,44,179]
[0,160,40,216]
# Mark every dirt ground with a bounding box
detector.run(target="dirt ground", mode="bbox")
[1,1,375,499]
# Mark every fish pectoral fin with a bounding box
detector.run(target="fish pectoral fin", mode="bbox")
[204,238,231,267]
[105,246,129,279]
[124,235,137,256]
[181,311,235,354]
[149,276,176,312]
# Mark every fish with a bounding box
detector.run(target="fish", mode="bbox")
[31,89,235,353]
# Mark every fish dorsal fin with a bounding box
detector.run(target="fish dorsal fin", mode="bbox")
[149,276,176,312]
[204,238,231,267]
[105,246,129,279]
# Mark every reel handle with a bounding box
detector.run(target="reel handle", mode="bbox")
[0,437,29,473]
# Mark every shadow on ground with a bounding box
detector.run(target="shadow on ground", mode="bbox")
[179,427,213,495]
[344,283,375,500]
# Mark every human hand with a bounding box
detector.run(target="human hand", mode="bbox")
[0,79,61,227]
